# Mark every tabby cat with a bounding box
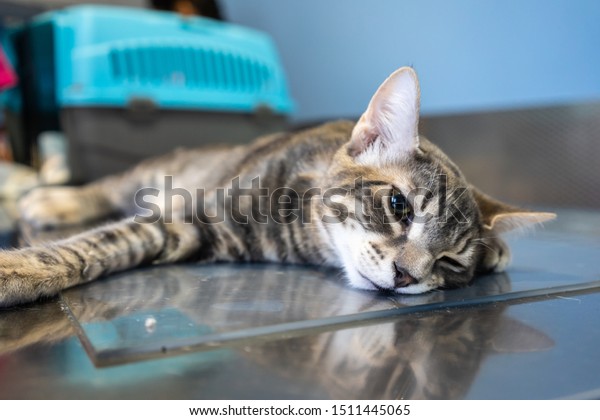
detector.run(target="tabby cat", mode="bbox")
[1,67,554,306]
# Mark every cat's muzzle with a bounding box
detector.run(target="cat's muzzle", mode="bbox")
[393,262,417,288]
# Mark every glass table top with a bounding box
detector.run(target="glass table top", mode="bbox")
[3,288,599,399]
[59,209,600,366]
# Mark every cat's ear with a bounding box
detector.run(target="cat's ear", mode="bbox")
[489,317,554,354]
[348,66,420,165]
[472,188,556,234]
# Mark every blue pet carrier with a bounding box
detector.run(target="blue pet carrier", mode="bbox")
[7,5,294,181]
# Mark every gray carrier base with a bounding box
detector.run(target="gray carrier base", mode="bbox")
[61,107,289,183]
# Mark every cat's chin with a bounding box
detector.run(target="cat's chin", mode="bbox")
[347,268,394,292]
[344,268,379,291]
[394,282,436,295]
[346,267,438,295]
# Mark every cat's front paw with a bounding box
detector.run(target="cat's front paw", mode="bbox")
[0,250,38,306]
[18,187,89,230]
[0,248,75,307]
[478,236,511,273]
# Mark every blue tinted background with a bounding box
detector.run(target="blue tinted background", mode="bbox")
[222,0,600,122]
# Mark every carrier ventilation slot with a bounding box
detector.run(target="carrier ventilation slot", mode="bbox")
[109,46,272,93]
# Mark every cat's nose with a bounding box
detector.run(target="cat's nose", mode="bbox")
[393,262,416,288]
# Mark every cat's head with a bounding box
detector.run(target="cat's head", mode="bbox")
[323,67,555,294]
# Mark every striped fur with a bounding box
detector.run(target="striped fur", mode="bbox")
[3,67,554,306]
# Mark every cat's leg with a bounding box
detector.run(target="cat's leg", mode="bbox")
[0,216,243,307]
[17,148,210,230]
[18,183,116,229]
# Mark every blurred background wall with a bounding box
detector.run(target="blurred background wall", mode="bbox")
[220,0,600,122]
[2,0,599,208]
[222,0,600,209]
[6,0,600,122]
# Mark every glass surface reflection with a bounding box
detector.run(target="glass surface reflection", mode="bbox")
[19,209,600,365]
[243,302,556,399]
[61,258,594,366]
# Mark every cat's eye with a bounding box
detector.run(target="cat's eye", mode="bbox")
[438,256,465,272]
[390,192,413,224]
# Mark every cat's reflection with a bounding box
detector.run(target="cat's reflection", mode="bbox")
[248,296,553,399]
[0,264,553,399]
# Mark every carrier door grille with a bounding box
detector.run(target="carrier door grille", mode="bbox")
[109,46,271,93]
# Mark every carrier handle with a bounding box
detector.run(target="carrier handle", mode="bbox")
[179,16,221,34]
